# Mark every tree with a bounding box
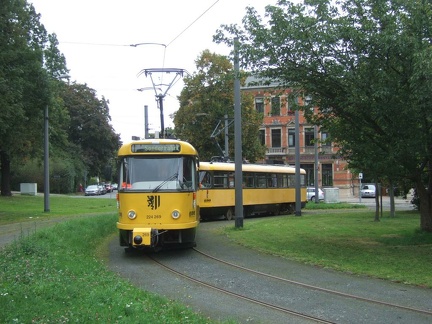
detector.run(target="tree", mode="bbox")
[0,0,51,196]
[60,83,121,177]
[215,0,432,232]
[174,50,265,162]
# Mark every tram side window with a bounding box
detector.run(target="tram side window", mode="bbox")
[214,171,227,188]
[243,172,255,188]
[257,174,267,188]
[200,171,212,188]
[276,174,285,188]
[180,157,195,189]
[288,174,295,187]
[267,173,278,188]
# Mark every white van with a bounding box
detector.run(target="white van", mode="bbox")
[360,184,376,198]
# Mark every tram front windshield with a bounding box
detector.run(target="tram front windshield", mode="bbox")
[119,156,196,192]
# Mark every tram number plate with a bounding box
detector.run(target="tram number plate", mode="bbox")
[146,215,161,219]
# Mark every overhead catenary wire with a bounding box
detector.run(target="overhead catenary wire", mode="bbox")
[59,0,220,69]
[165,0,220,48]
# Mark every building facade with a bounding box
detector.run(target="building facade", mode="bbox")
[242,78,354,198]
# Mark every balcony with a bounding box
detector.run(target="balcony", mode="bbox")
[266,147,286,155]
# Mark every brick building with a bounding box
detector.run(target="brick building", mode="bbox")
[242,77,354,198]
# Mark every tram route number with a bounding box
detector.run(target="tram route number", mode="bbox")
[146,215,161,219]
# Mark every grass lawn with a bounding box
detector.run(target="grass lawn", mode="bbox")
[0,194,117,224]
[223,208,432,288]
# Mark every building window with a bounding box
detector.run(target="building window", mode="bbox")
[255,97,264,114]
[321,130,331,147]
[305,128,315,147]
[288,129,295,147]
[259,129,265,146]
[271,96,280,116]
[301,164,315,186]
[271,129,281,147]
[287,95,297,114]
[322,164,333,186]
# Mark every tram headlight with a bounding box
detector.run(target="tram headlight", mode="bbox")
[171,210,180,219]
[127,210,137,220]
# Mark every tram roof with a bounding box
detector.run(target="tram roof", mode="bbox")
[199,161,305,174]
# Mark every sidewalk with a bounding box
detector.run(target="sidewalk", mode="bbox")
[339,195,415,211]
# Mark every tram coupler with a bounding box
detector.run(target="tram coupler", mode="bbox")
[132,228,158,247]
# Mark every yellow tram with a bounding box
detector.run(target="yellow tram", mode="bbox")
[198,162,307,220]
[116,139,199,250]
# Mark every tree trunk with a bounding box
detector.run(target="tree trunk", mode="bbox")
[416,180,432,232]
[389,181,395,218]
[0,151,12,196]
[374,183,380,222]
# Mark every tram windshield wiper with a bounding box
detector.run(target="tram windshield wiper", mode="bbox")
[152,173,178,193]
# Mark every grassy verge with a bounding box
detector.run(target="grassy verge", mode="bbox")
[0,194,117,224]
[304,201,366,210]
[0,213,214,323]
[223,210,432,287]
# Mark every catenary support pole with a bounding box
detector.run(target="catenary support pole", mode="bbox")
[295,108,301,216]
[234,38,243,228]
[144,105,149,139]
[44,105,50,212]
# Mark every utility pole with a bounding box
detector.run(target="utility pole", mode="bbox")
[138,68,186,138]
[295,107,301,216]
[44,105,50,212]
[144,105,149,139]
[234,37,243,228]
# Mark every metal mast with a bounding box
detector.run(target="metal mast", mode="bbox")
[138,68,186,138]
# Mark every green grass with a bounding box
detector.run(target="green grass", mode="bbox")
[304,201,366,210]
[1,195,431,322]
[223,210,432,287]
[0,212,215,323]
[0,194,117,224]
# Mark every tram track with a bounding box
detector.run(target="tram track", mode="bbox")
[144,247,432,324]
[192,247,432,318]
[148,253,335,324]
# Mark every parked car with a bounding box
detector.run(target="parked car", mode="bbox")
[111,183,118,190]
[361,184,376,198]
[85,185,100,196]
[307,187,325,201]
[104,183,113,193]
[98,185,107,195]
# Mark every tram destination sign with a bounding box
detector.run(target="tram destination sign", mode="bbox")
[132,143,181,153]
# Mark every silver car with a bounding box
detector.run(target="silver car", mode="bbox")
[85,185,100,196]
[361,184,376,198]
[307,187,324,201]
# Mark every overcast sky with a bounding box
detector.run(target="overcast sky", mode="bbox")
[29,0,275,142]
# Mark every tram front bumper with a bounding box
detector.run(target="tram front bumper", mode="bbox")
[132,228,153,246]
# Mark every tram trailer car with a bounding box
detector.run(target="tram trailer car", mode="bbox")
[198,162,307,220]
[116,139,200,251]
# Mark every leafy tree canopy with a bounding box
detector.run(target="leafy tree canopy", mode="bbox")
[174,50,265,162]
[214,0,432,231]
[0,0,120,195]
[60,83,121,176]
